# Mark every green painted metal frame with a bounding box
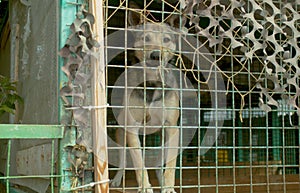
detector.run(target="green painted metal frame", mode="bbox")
[1,1,85,192]
[0,138,60,193]
[0,0,84,192]
[0,124,64,139]
[58,0,84,192]
[0,124,64,192]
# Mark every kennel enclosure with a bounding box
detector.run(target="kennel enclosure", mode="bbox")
[0,0,299,193]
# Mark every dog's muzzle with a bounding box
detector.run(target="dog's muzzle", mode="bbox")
[150,50,160,60]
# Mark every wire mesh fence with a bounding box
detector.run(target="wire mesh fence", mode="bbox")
[0,125,64,193]
[104,0,300,193]
[0,0,299,193]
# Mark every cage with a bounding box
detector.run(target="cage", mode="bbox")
[0,0,299,193]
[104,1,300,193]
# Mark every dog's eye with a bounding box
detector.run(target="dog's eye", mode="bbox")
[144,35,150,42]
[163,37,170,43]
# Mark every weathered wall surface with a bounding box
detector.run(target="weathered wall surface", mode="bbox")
[7,1,59,192]
[11,0,59,124]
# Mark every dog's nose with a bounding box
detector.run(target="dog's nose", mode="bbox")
[150,51,160,60]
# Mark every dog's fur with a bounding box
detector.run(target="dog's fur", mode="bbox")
[111,2,180,193]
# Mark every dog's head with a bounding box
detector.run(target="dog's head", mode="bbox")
[128,2,180,66]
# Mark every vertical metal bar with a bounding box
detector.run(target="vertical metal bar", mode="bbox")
[178,10,184,193]
[245,1,253,192]
[196,15,201,193]
[142,2,147,192]
[277,1,286,192]
[161,2,167,192]
[197,62,200,192]
[266,95,270,193]
[248,41,253,193]
[213,9,219,191]
[89,1,109,193]
[272,112,281,161]
[281,114,287,193]
[51,139,55,193]
[58,0,78,191]
[237,122,243,162]
[6,139,11,193]
[249,112,253,193]
[122,1,128,191]
[231,17,237,192]
[178,4,185,193]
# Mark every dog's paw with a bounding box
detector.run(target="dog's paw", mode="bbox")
[138,187,154,193]
[161,188,176,193]
[110,179,121,187]
[110,171,123,187]
[110,178,122,187]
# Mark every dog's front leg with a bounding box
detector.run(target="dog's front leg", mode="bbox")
[127,129,153,193]
[111,128,125,187]
[163,128,179,193]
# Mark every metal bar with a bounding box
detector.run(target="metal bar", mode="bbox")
[0,174,65,180]
[51,139,55,193]
[0,124,64,139]
[58,0,79,192]
[237,121,244,162]
[271,112,281,161]
[121,0,127,190]
[104,1,300,193]
[6,139,11,193]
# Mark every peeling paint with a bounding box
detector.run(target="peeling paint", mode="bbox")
[36,45,44,80]
[21,6,31,78]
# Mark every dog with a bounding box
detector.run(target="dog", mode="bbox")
[111,2,181,193]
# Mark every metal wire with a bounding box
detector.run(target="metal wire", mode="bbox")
[0,138,64,192]
[104,1,300,193]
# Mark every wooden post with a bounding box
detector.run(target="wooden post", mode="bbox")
[89,1,109,193]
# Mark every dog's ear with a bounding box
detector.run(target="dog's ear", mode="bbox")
[165,14,186,29]
[128,1,144,26]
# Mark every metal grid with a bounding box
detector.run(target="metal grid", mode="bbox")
[104,0,300,193]
[0,125,64,193]
[1,0,298,193]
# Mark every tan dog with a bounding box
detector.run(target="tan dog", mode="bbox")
[111,2,181,193]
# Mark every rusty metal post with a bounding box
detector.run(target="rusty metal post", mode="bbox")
[89,0,109,193]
